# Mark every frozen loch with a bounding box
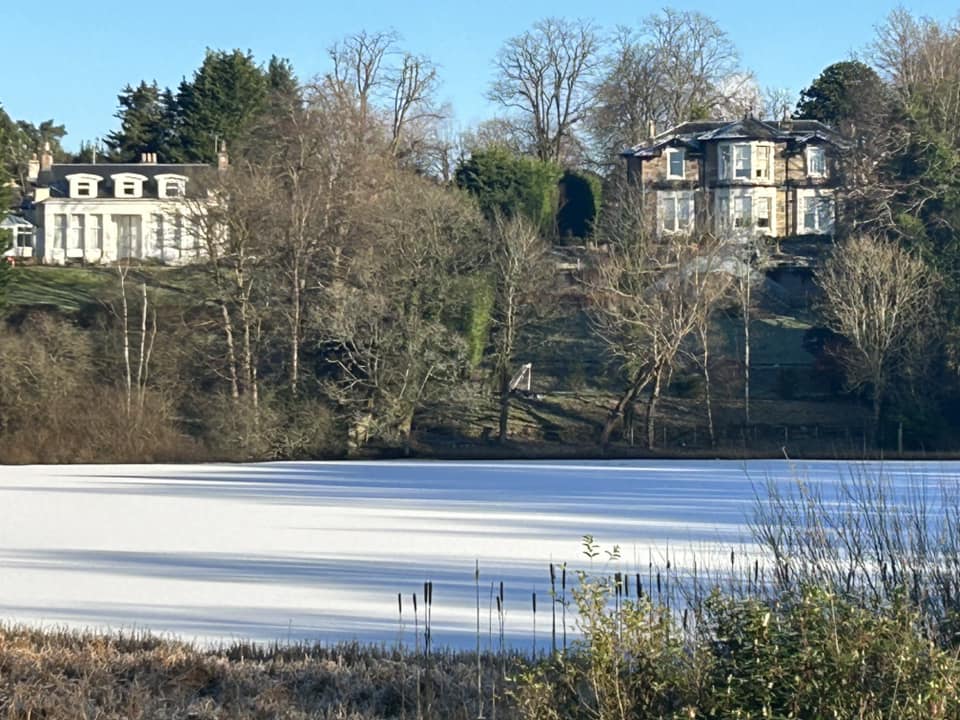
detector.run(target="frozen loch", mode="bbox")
[0,460,955,649]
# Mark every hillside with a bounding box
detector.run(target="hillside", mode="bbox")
[0,262,881,461]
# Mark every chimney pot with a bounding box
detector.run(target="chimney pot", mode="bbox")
[647,120,656,142]
[27,153,40,182]
[40,142,54,172]
[217,141,229,172]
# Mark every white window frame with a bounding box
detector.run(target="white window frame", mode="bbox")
[754,144,773,181]
[14,226,34,248]
[806,146,827,178]
[715,188,777,235]
[89,214,103,251]
[65,173,102,199]
[659,190,695,234]
[719,142,775,183]
[666,148,685,180]
[110,172,148,199]
[798,189,835,234]
[155,173,188,199]
[733,195,752,228]
[68,214,85,253]
[53,214,68,249]
[733,144,752,180]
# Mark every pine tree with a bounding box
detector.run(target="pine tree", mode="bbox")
[175,49,270,162]
[104,81,176,162]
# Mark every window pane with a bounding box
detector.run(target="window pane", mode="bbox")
[803,197,817,231]
[678,194,691,229]
[662,197,677,230]
[757,197,771,228]
[817,198,833,231]
[69,214,84,249]
[734,196,752,227]
[735,145,751,178]
[152,214,164,250]
[669,151,684,178]
[54,214,67,248]
[89,215,102,250]
[717,197,730,229]
[756,147,770,179]
[809,148,826,175]
[720,146,732,179]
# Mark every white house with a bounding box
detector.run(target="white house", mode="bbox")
[26,145,224,265]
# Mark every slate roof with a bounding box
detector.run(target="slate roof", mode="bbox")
[37,162,216,200]
[622,118,849,158]
[1,213,34,229]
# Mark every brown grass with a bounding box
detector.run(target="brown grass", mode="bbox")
[0,625,520,719]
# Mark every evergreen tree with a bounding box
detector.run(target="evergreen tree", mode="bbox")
[104,81,176,162]
[175,49,269,162]
[795,61,884,127]
[454,148,562,236]
[266,55,300,106]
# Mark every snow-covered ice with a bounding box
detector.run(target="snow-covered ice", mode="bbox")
[0,459,955,649]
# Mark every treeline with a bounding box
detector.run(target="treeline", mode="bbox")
[3,8,960,459]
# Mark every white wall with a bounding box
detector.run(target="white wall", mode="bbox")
[39,199,205,265]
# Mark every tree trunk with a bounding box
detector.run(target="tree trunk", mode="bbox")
[498,371,511,444]
[219,302,240,401]
[743,304,751,426]
[645,364,665,450]
[872,387,882,448]
[601,374,647,448]
[700,325,715,448]
[119,267,132,418]
[136,282,148,420]
[291,263,301,396]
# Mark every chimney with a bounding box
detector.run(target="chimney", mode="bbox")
[217,141,229,172]
[140,152,157,164]
[27,153,40,182]
[647,120,656,142]
[40,142,54,172]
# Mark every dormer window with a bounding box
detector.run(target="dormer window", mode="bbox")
[65,173,102,199]
[110,172,147,199]
[807,146,827,177]
[666,149,685,179]
[155,173,188,199]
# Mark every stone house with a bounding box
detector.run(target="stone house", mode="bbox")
[621,117,848,239]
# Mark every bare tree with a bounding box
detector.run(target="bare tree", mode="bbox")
[816,235,938,440]
[319,173,484,450]
[488,213,555,442]
[389,53,443,158]
[589,182,728,448]
[328,29,398,132]
[489,17,599,164]
[729,237,768,427]
[589,10,746,165]
[324,30,447,168]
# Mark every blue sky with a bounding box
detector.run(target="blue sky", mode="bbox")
[3,1,957,151]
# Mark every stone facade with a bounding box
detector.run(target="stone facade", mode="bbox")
[622,118,847,239]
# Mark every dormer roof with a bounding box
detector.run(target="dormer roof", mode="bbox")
[35,162,214,200]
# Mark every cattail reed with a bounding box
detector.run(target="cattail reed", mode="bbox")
[475,561,483,720]
[549,562,557,655]
[531,591,537,657]
[561,562,567,652]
